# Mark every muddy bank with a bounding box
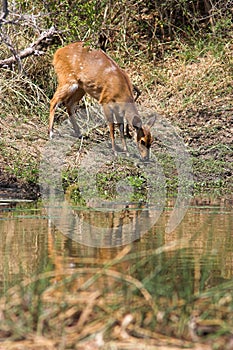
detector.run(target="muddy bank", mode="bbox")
[0,168,40,200]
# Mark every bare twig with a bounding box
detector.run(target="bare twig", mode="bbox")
[0,26,60,69]
[0,0,9,26]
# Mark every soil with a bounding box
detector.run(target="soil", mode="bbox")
[0,168,40,200]
[0,100,232,200]
[172,104,233,185]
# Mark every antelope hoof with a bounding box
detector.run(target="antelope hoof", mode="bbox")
[70,131,82,138]
[73,131,83,139]
[74,133,83,139]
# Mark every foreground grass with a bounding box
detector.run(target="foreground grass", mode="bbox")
[0,244,233,350]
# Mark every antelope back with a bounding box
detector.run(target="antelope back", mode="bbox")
[53,42,135,104]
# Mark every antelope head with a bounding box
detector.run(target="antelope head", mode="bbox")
[133,116,156,161]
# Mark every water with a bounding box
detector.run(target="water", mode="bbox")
[0,196,232,296]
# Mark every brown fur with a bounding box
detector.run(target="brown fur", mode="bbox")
[49,42,155,160]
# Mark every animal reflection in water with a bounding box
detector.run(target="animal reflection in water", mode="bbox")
[51,192,156,247]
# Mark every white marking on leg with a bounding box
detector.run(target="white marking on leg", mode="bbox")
[69,83,79,93]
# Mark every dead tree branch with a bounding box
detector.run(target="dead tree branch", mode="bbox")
[0,0,9,26]
[0,26,60,69]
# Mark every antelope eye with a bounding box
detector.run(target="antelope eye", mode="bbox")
[141,140,146,146]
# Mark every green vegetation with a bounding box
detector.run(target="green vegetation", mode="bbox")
[1,0,232,197]
[0,3,233,345]
[96,158,148,200]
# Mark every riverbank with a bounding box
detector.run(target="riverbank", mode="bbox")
[0,43,232,200]
[0,99,232,200]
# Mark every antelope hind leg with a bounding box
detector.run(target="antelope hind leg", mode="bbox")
[65,87,86,138]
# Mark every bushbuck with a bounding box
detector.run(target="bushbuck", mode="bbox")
[49,42,155,160]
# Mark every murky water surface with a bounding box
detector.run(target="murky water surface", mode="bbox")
[0,197,232,296]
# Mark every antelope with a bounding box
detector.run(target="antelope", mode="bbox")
[49,42,155,160]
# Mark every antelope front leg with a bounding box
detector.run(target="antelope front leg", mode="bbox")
[115,109,128,155]
[103,104,118,157]
[117,122,128,154]
[109,122,117,156]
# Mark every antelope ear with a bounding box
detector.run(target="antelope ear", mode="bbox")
[146,116,156,129]
[132,115,142,129]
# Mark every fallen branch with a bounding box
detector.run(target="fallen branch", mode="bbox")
[0,26,60,69]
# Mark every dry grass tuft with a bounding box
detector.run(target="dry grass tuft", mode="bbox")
[0,243,232,349]
[129,46,233,119]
